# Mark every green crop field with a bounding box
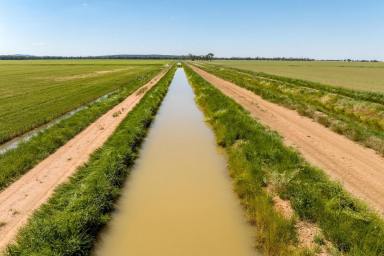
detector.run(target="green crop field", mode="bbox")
[196,63,384,154]
[211,60,384,92]
[0,60,168,143]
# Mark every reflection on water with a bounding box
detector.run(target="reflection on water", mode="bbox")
[94,68,256,256]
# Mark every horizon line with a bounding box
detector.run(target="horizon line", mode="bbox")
[0,54,382,62]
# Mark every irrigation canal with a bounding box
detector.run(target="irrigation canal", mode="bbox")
[94,68,257,255]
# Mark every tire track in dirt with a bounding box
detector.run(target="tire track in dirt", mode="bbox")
[190,64,384,215]
[0,68,169,251]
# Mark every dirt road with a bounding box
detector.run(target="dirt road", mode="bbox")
[190,65,384,215]
[0,69,168,251]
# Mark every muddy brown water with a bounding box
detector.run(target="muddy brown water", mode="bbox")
[93,68,257,256]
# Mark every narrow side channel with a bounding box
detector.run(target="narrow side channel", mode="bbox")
[0,91,115,155]
[94,68,257,256]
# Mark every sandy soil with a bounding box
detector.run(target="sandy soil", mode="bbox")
[54,68,132,81]
[0,69,168,251]
[190,65,384,215]
[266,185,330,254]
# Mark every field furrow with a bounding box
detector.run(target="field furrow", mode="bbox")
[0,60,166,144]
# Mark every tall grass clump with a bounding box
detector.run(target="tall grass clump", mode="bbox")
[5,66,175,256]
[185,65,384,256]
[0,68,163,191]
[196,63,384,155]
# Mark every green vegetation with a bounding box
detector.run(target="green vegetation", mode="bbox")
[185,65,384,255]
[0,67,163,191]
[0,60,167,144]
[194,63,384,155]
[211,60,384,92]
[5,66,175,256]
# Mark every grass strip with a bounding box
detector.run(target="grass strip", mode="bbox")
[0,68,161,191]
[185,65,384,256]
[195,63,384,155]
[5,66,175,256]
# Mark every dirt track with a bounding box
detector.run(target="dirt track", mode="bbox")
[0,69,168,251]
[190,65,384,215]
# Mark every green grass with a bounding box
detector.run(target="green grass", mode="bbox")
[194,63,384,155]
[0,59,170,65]
[5,66,176,256]
[211,60,384,92]
[185,65,384,256]
[0,59,168,144]
[0,67,163,191]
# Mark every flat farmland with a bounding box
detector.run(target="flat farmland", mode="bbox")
[212,60,384,92]
[0,60,167,143]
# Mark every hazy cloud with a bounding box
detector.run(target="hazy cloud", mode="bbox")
[32,42,47,47]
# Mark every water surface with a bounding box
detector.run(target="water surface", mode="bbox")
[94,68,256,256]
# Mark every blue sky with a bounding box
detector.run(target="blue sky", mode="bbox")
[0,0,383,59]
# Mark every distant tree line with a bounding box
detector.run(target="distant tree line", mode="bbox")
[0,54,380,62]
[212,57,381,62]
[0,54,184,60]
[186,53,215,61]
[183,55,380,62]
[340,59,380,63]
[0,53,216,61]
[210,56,314,61]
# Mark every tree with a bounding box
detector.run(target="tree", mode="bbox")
[206,53,214,61]
[188,53,196,61]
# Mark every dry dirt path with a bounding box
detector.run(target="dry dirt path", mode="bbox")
[0,69,168,251]
[190,65,384,215]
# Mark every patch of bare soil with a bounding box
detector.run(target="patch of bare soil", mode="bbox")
[0,69,168,251]
[295,221,331,255]
[190,65,384,216]
[53,68,132,81]
[272,195,294,220]
[265,185,330,255]
[264,185,294,219]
